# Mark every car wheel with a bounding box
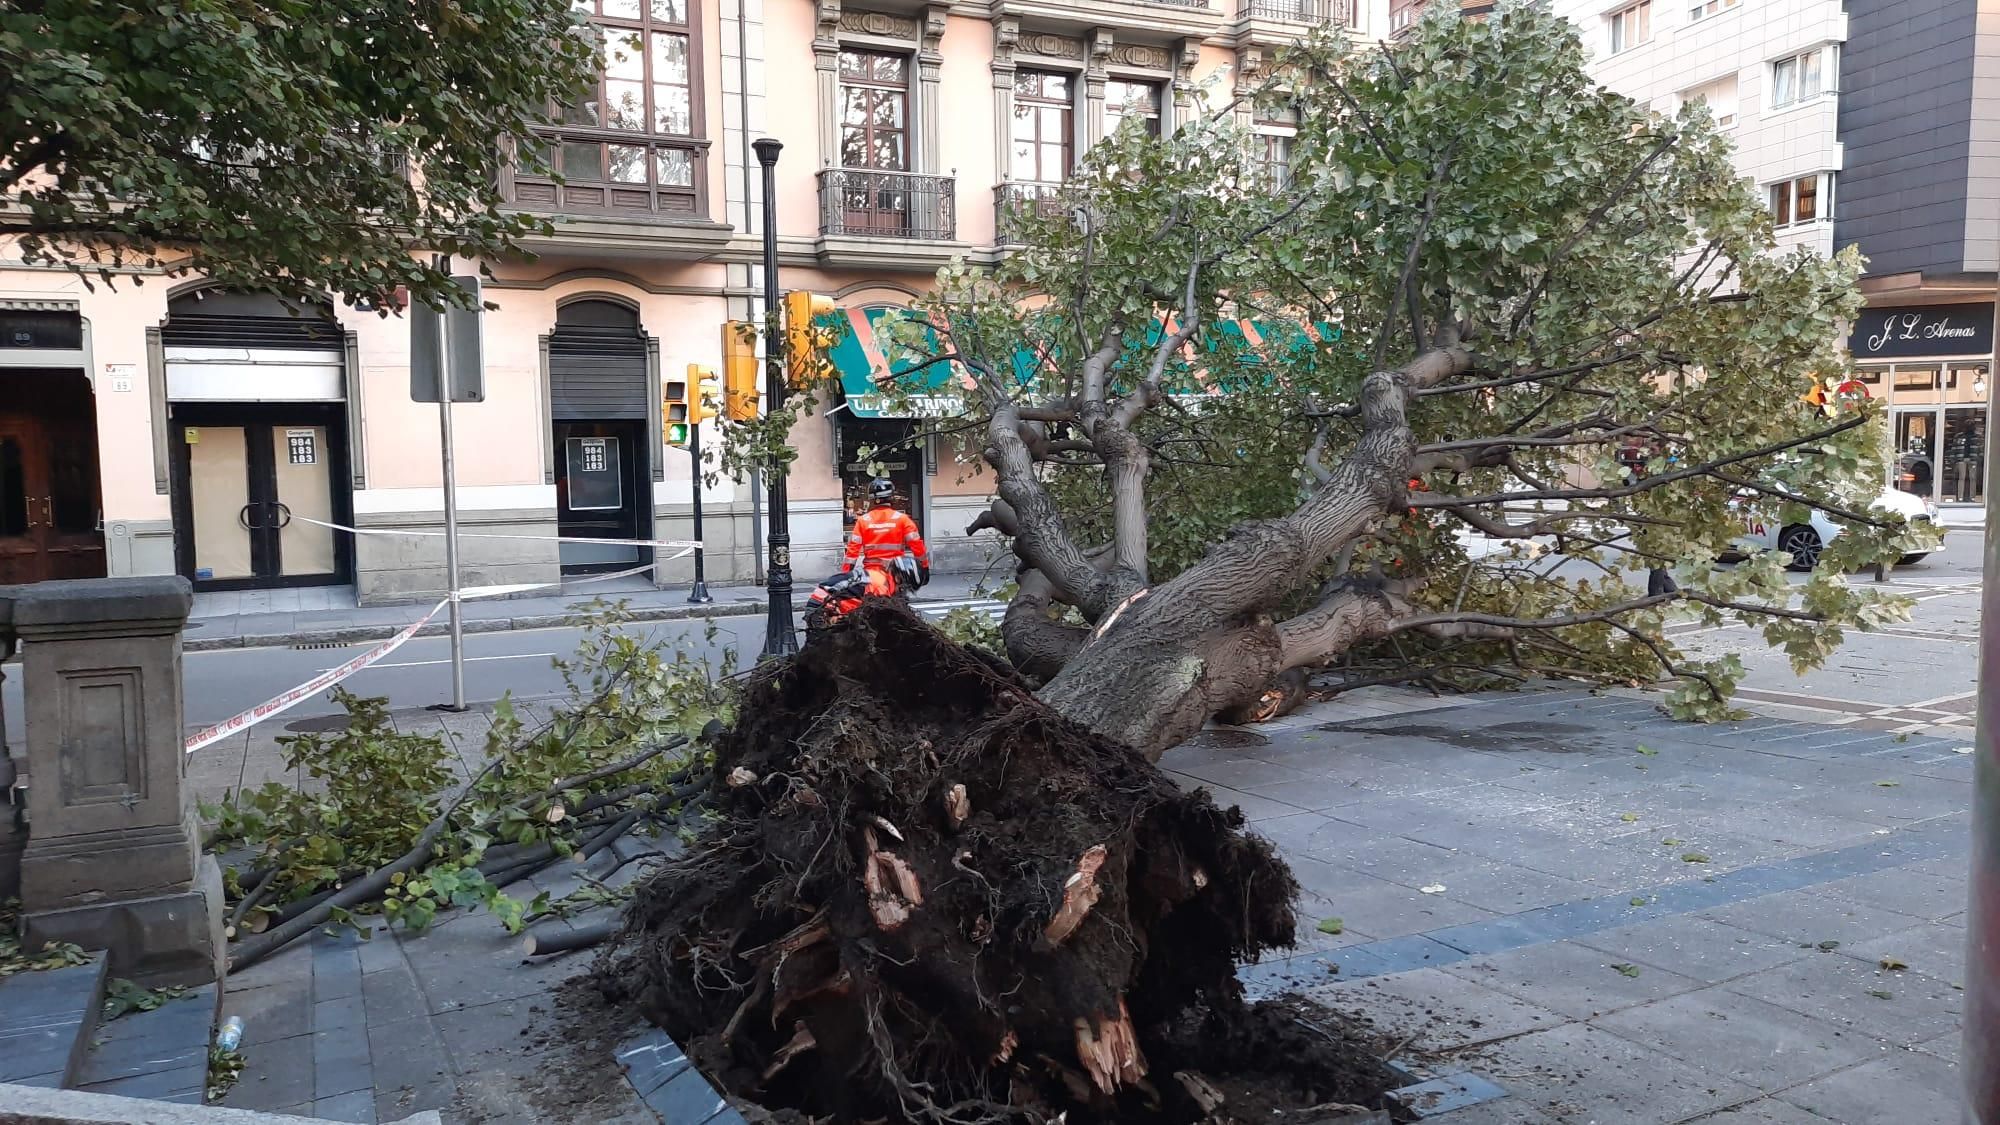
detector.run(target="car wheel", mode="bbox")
[1897,552,1929,566]
[1778,525,1822,571]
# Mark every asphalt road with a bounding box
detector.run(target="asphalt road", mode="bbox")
[3,528,1980,742]
[0,598,1003,742]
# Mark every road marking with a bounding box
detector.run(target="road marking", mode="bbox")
[325,652,557,672]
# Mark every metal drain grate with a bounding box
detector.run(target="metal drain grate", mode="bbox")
[291,641,347,650]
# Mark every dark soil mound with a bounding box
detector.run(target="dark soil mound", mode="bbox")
[598,602,1395,1123]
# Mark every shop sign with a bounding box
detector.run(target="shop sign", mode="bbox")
[1848,303,1995,360]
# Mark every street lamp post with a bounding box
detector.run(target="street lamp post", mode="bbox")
[753,138,797,660]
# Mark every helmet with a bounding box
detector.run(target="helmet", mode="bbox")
[869,478,895,502]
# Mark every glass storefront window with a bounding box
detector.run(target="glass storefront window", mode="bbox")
[1861,362,1990,504]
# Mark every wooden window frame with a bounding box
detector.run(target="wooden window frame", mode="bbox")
[1011,70,1075,185]
[1105,79,1163,140]
[510,0,708,218]
[839,49,913,172]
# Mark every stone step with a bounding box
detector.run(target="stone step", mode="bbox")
[72,981,221,1105]
[0,951,109,1088]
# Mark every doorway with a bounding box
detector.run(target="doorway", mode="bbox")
[837,417,927,532]
[0,369,106,583]
[554,420,648,572]
[170,406,350,589]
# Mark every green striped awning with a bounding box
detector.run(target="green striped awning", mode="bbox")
[828,306,1340,418]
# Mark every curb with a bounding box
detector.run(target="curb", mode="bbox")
[184,598,995,653]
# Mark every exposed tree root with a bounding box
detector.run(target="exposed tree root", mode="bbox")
[598,602,1305,1123]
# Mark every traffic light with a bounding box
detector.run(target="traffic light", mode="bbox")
[664,375,689,446]
[783,290,837,390]
[721,321,759,421]
[688,364,721,425]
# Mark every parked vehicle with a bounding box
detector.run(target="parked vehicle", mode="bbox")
[1729,487,1939,570]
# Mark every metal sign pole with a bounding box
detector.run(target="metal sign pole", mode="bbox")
[436,260,467,712]
[688,421,712,603]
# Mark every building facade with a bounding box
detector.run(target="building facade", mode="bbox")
[1555,0,1997,512]
[0,0,1384,603]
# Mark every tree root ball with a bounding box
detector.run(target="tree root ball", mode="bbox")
[597,602,1305,1123]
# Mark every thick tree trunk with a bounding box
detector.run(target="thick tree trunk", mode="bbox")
[1013,350,1473,761]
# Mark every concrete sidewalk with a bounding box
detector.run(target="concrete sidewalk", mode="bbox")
[202,683,1970,1123]
[182,572,1001,652]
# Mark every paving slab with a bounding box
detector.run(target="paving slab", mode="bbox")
[1776,1051,1963,1124]
[1698,887,1936,949]
[1573,915,1810,985]
[1680,1100,1863,1124]
[1589,985,1883,1092]
[1462,1021,1759,1125]
[1441,939,1707,1020]
[1305,968,1567,1053]
[1723,949,1965,1048]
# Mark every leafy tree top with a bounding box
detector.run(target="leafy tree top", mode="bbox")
[1,0,597,310]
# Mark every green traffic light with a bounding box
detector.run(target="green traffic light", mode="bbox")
[667,423,688,446]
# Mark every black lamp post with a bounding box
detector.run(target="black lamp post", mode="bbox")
[753,137,797,660]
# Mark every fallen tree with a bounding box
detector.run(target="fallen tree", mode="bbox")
[754,4,1919,760]
[615,6,1930,1120]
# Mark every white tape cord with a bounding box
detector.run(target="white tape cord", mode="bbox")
[290,514,702,552]
[183,559,674,755]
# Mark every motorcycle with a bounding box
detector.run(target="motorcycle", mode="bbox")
[805,556,920,634]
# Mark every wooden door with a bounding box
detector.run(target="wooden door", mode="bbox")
[0,413,105,584]
[0,417,46,584]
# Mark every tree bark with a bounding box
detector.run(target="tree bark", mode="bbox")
[1017,348,1474,760]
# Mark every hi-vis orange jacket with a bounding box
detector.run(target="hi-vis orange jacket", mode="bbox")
[844,506,929,570]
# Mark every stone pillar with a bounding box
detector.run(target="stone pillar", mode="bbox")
[1084,29,1113,150]
[16,577,223,987]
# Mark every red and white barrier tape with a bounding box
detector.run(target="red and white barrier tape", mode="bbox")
[183,556,678,755]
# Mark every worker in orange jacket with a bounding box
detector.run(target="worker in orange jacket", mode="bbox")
[845,478,930,588]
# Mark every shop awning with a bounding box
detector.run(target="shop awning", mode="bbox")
[828,306,1339,419]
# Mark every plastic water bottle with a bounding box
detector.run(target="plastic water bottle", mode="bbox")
[215,1016,244,1052]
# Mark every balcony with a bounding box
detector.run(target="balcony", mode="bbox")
[1240,0,1354,21]
[500,131,733,259]
[994,182,1073,245]
[813,169,966,271]
[819,170,956,241]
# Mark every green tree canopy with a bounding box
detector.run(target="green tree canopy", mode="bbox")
[793,1,1922,756]
[1,0,596,309]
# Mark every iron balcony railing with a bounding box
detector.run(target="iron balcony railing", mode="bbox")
[994,181,1074,244]
[1242,0,1356,23]
[817,169,957,241]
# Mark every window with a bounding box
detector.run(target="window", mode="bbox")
[1105,80,1163,139]
[1681,75,1738,129]
[1768,172,1833,227]
[1688,0,1737,21]
[1771,45,1836,109]
[519,0,700,214]
[839,50,910,170]
[1254,106,1297,188]
[1011,70,1073,183]
[1608,2,1651,54]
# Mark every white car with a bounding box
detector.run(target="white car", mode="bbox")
[1730,488,1939,571]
